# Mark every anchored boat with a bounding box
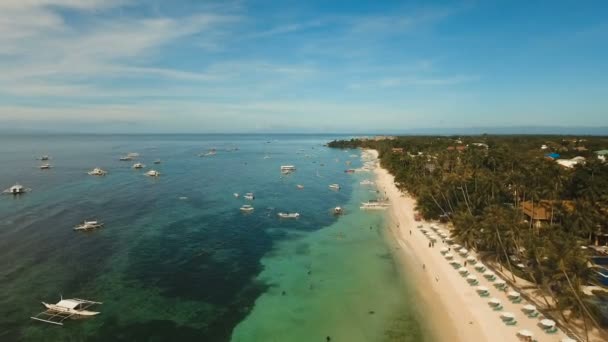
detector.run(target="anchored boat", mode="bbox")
[278,212,300,219]
[74,220,104,231]
[30,297,102,326]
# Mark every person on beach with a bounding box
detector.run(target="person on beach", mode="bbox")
[423,264,426,270]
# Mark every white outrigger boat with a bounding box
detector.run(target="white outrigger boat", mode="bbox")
[244,192,255,200]
[278,212,300,219]
[360,200,390,210]
[240,204,254,212]
[145,170,160,177]
[329,184,341,190]
[30,297,102,326]
[280,165,296,173]
[74,220,104,231]
[3,183,31,195]
[88,168,107,176]
[132,163,145,169]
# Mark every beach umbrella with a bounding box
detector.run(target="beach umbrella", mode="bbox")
[466,256,476,262]
[495,279,506,285]
[466,275,478,281]
[445,238,453,243]
[444,253,454,259]
[507,291,520,298]
[458,268,469,274]
[518,329,533,338]
[523,305,536,312]
[500,312,515,320]
[560,338,576,342]
[476,286,489,292]
[540,319,556,328]
[452,244,461,249]
[440,247,449,253]
[489,298,501,306]
[484,270,495,276]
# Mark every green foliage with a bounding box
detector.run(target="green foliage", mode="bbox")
[330,135,608,323]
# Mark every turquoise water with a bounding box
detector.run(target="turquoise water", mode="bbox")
[0,134,429,341]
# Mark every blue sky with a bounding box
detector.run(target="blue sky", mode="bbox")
[0,0,606,133]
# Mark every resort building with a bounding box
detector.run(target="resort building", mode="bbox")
[521,200,574,227]
[595,150,608,162]
[556,156,586,169]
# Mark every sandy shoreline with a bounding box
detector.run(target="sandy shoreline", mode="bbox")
[368,149,571,342]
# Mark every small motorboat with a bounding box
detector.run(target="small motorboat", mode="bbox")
[278,212,300,219]
[74,220,104,231]
[88,168,107,176]
[244,193,255,200]
[240,205,254,212]
[30,297,102,325]
[145,170,160,177]
[119,156,132,161]
[296,184,304,189]
[333,207,344,215]
[280,165,296,173]
[154,159,161,164]
[40,163,52,170]
[132,163,145,169]
[39,155,50,161]
[3,183,31,195]
[233,193,240,198]
[329,184,341,190]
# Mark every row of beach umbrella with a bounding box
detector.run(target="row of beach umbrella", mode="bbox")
[423,223,573,341]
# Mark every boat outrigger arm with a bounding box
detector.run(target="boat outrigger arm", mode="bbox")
[30,298,102,326]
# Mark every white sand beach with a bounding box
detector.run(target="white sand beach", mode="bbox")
[369,149,575,342]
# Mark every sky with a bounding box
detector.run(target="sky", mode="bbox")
[0,0,607,133]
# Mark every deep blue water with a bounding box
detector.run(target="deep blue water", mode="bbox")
[0,134,369,341]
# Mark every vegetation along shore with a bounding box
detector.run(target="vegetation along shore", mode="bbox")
[329,135,608,341]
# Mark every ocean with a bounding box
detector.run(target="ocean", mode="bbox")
[0,134,430,341]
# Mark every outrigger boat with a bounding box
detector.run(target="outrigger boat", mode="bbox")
[329,184,341,190]
[240,204,254,212]
[145,170,160,177]
[119,156,132,161]
[278,212,300,219]
[74,220,104,231]
[40,163,52,170]
[30,297,102,326]
[3,183,31,195]
[88,168,107,176]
